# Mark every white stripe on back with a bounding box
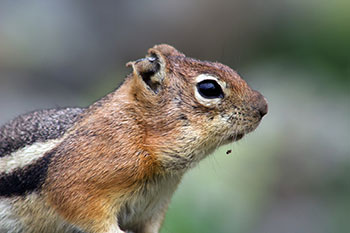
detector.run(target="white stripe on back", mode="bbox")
[0,139,63,174]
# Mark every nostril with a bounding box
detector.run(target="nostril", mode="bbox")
[251,90,268,118]
[258,97,268,118]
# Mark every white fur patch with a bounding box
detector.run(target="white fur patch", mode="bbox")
[0,139,63,174]
[106,224,125,233]
[0,199,23,233]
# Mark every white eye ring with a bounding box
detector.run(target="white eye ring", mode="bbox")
[194,74,226,107]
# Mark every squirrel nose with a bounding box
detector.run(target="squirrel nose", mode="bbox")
[259,97,268,118]
[253,91,268,118]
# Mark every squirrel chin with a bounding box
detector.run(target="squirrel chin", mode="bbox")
[220,133,245,146]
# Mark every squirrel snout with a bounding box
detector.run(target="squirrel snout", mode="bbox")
[253,90,268,118]
[259,97,268,118]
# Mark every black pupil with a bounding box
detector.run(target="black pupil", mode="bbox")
[197,80,224,99]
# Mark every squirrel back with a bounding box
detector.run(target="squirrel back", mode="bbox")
[0,44,267,233]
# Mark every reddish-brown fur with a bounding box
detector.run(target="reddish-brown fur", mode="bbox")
[25,44,268,233]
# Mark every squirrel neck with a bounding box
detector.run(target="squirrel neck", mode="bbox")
[65,79,197,179]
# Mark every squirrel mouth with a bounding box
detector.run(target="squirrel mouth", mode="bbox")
[233,133,244,141]
[221,133,245,146]
[235,133,244,140]
[227,133,245,142]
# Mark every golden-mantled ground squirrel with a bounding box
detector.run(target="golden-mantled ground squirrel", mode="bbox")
[0,44,267,233]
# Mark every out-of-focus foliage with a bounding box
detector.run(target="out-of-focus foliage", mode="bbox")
[0,1,349,232]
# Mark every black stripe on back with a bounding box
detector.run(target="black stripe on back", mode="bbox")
[0,150,55,197]
[0,107,84,157]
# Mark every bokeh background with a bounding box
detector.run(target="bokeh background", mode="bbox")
[0,1,349,232]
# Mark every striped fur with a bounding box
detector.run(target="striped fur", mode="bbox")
[0,108,84,157]
[0,108,84,198]
[0,139,63,174]
[0,108,85,232]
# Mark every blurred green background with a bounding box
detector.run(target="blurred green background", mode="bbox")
[0,1,349,233]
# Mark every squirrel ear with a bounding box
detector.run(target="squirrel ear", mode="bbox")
[126,52,165,94]
[126,44,183,94]
[148,44,185,58]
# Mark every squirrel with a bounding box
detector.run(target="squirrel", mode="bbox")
[0,44,267,233]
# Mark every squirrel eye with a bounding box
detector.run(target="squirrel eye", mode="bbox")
[196,80,224,99]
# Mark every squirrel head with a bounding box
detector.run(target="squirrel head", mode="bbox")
[126,44,268,169]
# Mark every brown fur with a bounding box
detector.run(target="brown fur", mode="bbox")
[3,44,267,233]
